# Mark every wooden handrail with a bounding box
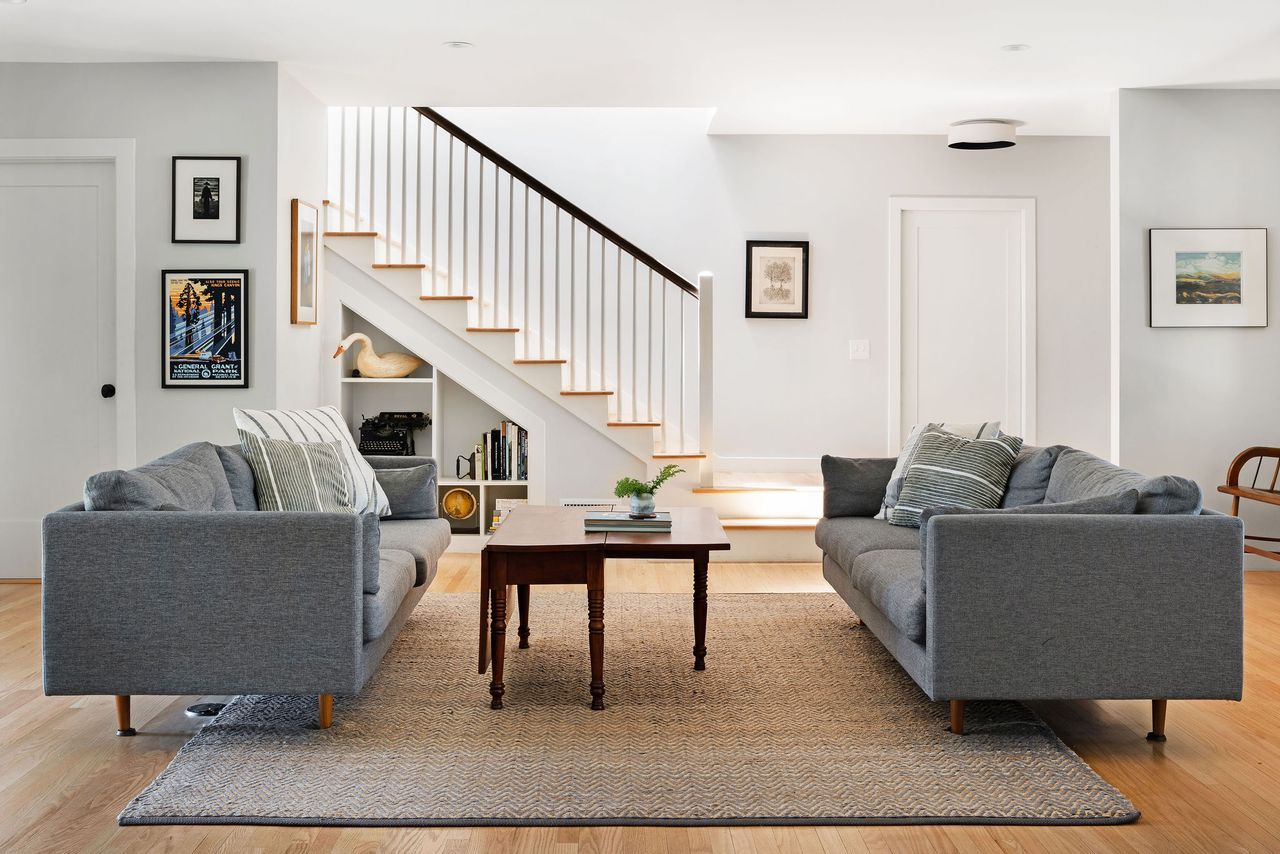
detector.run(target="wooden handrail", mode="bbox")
[414,106,698,298]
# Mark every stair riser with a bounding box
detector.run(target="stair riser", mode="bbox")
[661,487,822,519]
[324,235,376,268]
[713,528,821,563]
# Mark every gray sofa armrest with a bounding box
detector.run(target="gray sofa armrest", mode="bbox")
[924,513,1243,701]
[42,509,365,697]
[820,455,897,518]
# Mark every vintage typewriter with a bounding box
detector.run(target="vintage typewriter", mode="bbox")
[358,411,431,456]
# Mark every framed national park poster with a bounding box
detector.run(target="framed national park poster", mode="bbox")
[1149,228,1267,327]
[291,199,319,325]
[162,270,249,388]
[746,240,809,318]
[172,156,241,243]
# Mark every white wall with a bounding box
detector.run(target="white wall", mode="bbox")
[0,62,282,461]
[441,109,1112,467]
[1116,89,1280,562]
[275,70,330,411]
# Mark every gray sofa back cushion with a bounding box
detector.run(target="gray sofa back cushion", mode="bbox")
[369,458,439,520]
[919,489,1141,578]
[84,442,235,512]
[821,455,897,518]
[1000,445,1067,508]
[1046,449,1202,514]
[216,445,258,511]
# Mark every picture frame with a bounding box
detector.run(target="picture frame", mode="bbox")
[172,156,241,243]
[746,240,809,318]
[162,269,249,388]
[1149,228,1268,328]
[290,199,320,325]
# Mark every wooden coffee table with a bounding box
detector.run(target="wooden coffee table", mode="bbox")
[478,505,730,710]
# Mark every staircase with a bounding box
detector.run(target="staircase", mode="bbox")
[325,107,818,558]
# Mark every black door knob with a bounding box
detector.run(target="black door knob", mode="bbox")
[101,384,116,399]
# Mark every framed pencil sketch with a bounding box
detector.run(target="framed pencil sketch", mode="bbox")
[162,269,249,388]
[291,199,319,325]
[746,240,809,318]
[1149,228,1267,327]
[172,156,241,243]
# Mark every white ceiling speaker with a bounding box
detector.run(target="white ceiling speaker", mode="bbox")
[947,119,1023,150]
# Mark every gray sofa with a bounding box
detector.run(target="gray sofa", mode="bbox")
[41,444,450,734]
[816,446,1244,740]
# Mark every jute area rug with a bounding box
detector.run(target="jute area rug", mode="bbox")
[120,592,1137,826]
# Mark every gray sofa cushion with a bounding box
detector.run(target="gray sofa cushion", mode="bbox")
[217,444,258,511]
[847,549,926,643]
[363,549,416,641]
[1047,449,1202,514]
[815,516,920,575]
[372,460,439,520]
[888,432,1023,528]
[919,489,1142,578]
[821,455,896,518]
[1000,444,1067,508]
[378,518,451,586]
[84,442,235,512]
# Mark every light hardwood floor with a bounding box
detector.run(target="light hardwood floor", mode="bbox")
[2,558,1279,853]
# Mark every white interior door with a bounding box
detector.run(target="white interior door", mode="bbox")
[890,197,1035,451]
[0,161,116,578]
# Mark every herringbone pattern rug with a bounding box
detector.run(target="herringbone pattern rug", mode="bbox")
[119,592,1137,826]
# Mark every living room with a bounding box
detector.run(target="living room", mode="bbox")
[0,2,1277,851]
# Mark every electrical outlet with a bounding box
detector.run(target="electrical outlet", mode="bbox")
[848,339,870,360]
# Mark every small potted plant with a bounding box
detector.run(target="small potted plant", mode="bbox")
[614,464,685,517]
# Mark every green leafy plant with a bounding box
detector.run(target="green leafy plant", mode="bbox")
[613,464,685,498]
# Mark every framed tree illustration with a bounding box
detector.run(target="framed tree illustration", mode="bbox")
[746,240,809,318]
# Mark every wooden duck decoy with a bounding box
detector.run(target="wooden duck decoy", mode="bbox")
[332,332,425,378]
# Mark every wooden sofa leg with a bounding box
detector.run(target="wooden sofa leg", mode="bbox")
[1147,699,1167,742]
[949,700,966,735]
[318,694,333,729]
[115,695,136,737]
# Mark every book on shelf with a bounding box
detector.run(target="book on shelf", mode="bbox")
[583,511,672,533]
[478,420,527,481]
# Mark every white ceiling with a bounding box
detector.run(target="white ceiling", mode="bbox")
[3,0,1280,135]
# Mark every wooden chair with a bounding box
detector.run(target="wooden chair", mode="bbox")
[1218,447,1280,561]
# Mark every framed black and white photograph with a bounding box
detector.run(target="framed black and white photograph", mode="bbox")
[172,156,241,243]
[1149,228,1267,327]
[746,240,809,318]
[291,199,319,325]
[162,269,249,388]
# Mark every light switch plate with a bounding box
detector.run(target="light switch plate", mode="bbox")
[848,339,870,360]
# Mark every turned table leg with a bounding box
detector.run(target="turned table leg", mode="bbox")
[115,695,136,737]
[489,555,508,709]
[588,554,605,710]
[1147,699,1168,742]
[517,583,531,649]
[693,551,708,670]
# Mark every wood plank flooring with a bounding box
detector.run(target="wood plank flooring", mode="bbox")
[1,557,1278,853]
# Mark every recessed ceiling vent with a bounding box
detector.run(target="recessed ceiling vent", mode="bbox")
[947,119,1022,150]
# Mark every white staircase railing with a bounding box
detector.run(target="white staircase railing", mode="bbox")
[326,106,708,457]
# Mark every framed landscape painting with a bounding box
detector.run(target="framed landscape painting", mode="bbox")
[746,240,809,318]
[162,270,249,388]
[172,156,241,243]
[1149,228,1267,327]
[291,199,319,325]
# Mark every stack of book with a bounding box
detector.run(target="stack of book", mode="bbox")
[477,420,527,481]
[583,511,673,533]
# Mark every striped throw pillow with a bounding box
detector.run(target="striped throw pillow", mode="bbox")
[233,406,390,516]
[876,421,1002,519]
[237,432,354,513]
[887,431,1023,528]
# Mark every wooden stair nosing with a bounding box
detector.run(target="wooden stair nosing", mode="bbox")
[324,231,377,237]
[653,453,706,459]
[372,263,427,269]
[513,358,568,365]
[720,518,819,531]
[607,421,661,427]
[691,486,797,494]
[420,295,474,301]
[466,327,520,333]
[560,390,614,396]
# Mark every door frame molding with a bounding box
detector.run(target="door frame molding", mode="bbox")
[0,139,137,468]
[887,195,1037,454]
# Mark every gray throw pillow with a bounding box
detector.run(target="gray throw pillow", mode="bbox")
[821,455,897,518]
[373,461,439,520]
[887,432,1023,528]
[1046,448,1202,514]
[84,442,233,512]
[1000,444,1068,508]
[919,488,1142,576]
[216,444,258,511]
[877,421,1003,519]
[238,432,355,513]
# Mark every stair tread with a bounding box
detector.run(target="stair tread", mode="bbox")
[324,231,377,237]
[466,327,520,332]
[420,295,473,301]
[653,453,706,459]
[720,517,819,530]
[607,421,661,427]
[709,472,822,490]
[373,263,427,269]
[561,390,614,396]
[514,358,568,364]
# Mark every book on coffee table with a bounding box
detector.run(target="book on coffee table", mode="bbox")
[583,511,672,533]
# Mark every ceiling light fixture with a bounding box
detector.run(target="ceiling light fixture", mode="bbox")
[442,40,474,49]
[1001,43,1030,52]
[947,119,1023,150]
